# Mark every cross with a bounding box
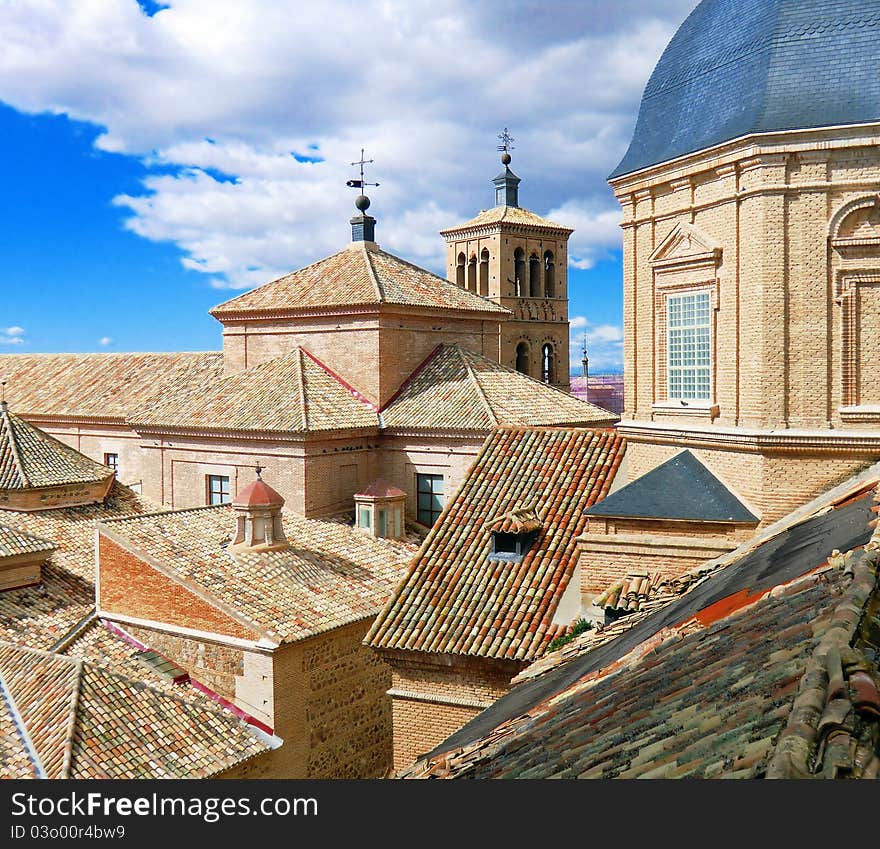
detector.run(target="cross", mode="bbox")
[497,128,515,154]
[346,148,380,191]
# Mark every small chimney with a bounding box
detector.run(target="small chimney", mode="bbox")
[229,467,289,554]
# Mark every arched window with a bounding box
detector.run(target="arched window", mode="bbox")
[515,341,529,375]
[456,252,466,288]
[529,253,540,298]
[541,343,555,384]
[544,250,555,298]
[467,254,477,292]
[514,248,525,297]
[479,248,490,297]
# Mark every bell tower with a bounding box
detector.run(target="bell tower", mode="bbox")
[440,130,573,392]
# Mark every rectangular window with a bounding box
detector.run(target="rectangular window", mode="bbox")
[207,474,231,505]
[104,453,119,475]
[667,291,710,401]
[416,473,444,527]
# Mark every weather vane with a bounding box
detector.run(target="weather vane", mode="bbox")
[346,149,380,193]
[497,128,515,164]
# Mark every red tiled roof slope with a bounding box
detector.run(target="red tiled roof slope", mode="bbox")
[0,352,221,421]
[365,427,626,661]
[380,344,617,431]
[129,348,377,433]
[210,244,509,317]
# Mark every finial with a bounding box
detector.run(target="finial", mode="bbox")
[347,148,380,212]
[255,465,263,480]
[497,127,515,165]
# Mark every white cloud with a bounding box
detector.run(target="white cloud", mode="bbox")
[0,0,698,288]
[99,336,113,346]
[0,326,25,345]
[569,316,623,372]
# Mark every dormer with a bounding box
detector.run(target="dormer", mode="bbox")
[229,468,289,554]
[354,479,406,540]
[485,501,542,564]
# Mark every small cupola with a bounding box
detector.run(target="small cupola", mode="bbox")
[229,467,289,553]
[492,128,520,208]
[354,479,406,540]
[486,500,542,563]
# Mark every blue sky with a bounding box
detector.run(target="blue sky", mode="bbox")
[0,0,698,372]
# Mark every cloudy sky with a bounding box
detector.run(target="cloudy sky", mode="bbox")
[0,0,698,373]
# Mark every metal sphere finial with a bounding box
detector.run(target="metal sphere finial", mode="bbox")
[355,194,371,212]
[501,152,512,165]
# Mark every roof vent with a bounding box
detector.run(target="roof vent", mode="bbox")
[229,467,290,554]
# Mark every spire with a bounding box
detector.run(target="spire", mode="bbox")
[492,127,521,208]
[347,148,380,243]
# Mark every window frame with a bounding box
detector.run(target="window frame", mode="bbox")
[103,452,119,475]
[415,473,444,527]
[207,474,231,506]
[665,289,712,403]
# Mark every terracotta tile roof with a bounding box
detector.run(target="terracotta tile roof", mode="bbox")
[400,481,880,779]
[0,641,271,778]
[0,352,221,421]
[129,348,377,434]
[210,244,509,318]
[0,404,112,489]
[0,483,158,649]
[593,570,703,615]
[0,522,55,559]
[356,479,406,499]
[365,427,626,661]
[100,506,417,644]
[440,205,572,234]
[380,344,617,431]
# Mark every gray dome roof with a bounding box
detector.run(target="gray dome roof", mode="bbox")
[610,0,880,179]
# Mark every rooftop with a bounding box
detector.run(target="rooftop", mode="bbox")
[611,0,880,179]
[440,205,572,234]
[129,348,378,435]
[210,243,510,319]
[584,449,758,523]
[380,344,617,432]
[365,427,626,661]
[100,505,417,644]
[0,640,272,779]
[0,403,113,491]
[402,467,880,778]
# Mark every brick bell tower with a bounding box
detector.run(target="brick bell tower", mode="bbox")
[440,130,573,392]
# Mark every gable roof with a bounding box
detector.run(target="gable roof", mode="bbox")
[0,352,221,422]
[365,427,626,661]
[99,506,416,644]
[380,344,617,432]
[0,641,271,779]
[440,205,572,234]
[405,469,880,775]
[584,450,758,523]
[209,244,509,319]
[0,403,113,490]
[129,348,378,434]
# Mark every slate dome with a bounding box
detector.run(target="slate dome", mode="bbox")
[611,0,880,179]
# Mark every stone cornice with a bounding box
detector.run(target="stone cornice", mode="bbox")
[214,301,510,323]
[440,221,574,240]
[617,420,880,454]
[130,423,379,442]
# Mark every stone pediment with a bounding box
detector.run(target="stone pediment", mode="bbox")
[649,223,722,270]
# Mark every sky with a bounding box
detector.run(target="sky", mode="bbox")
[0,0,699,374]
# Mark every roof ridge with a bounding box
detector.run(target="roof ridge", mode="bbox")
[0,667,47,778]
[99,503,227,526]
[60,658,83,779]
[363,245,385,302]
[457,345,498,426]
[378,343,444,414]
[299,346,378,412]
[1,409,30,487]
[296,348,309,431]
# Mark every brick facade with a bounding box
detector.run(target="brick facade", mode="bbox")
[382,650,524,773]
[610,124,880,520]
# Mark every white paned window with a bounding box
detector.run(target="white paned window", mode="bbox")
[667,291,710,401]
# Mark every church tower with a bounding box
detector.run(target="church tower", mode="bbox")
[440,132,573,392]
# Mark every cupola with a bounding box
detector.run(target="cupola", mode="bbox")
[229,467,290,553]
[354,479,406,540]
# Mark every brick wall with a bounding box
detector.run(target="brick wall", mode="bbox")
[382,651,523,773]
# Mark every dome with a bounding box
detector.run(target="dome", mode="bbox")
[233,475,285,509]
[610,0,880,179]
